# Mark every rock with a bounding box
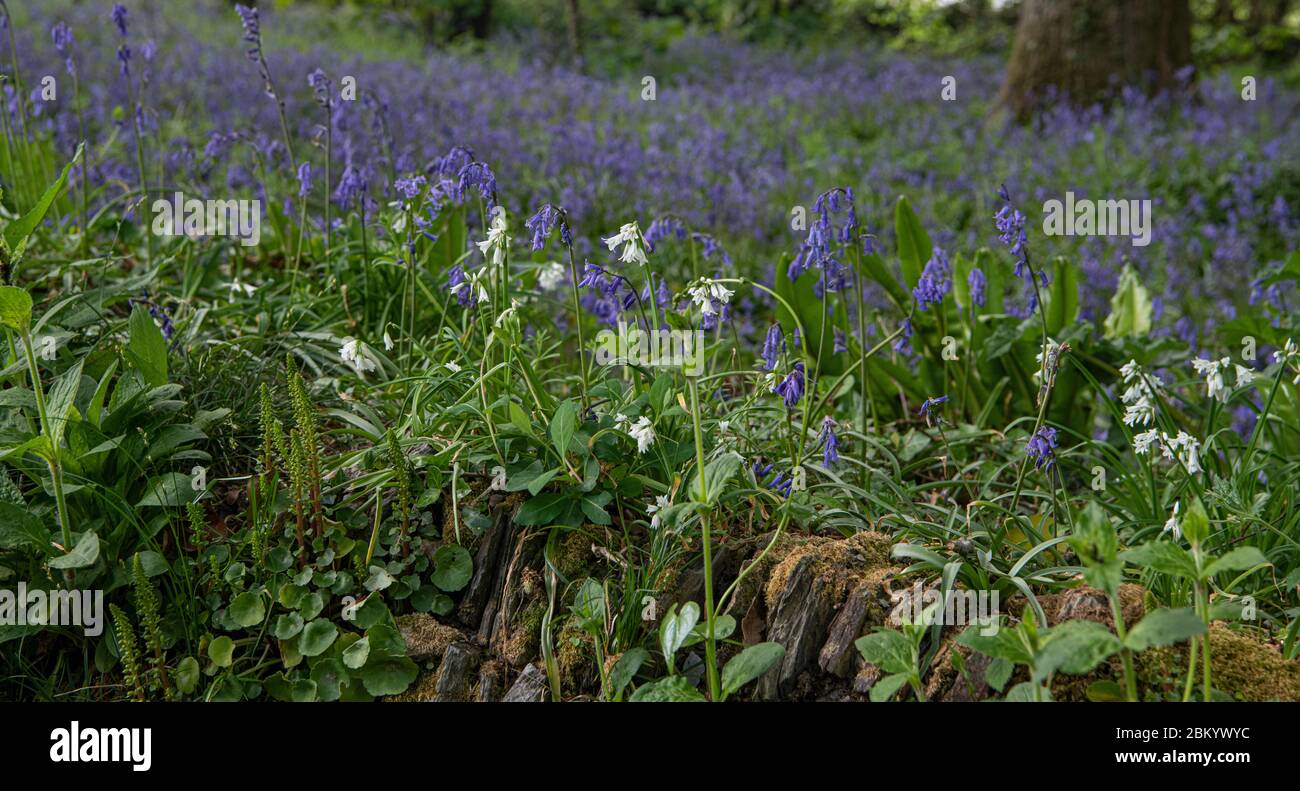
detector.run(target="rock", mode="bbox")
[502,663,549,702]
[433,642,481,702]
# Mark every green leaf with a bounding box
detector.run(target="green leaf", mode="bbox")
[1125,608,1206,652]
[1202,547,1270,579]
[606,647,648,700]
[136,472,193,508]
[272,612,304,640]
[126,304,168,388]
[1085,679,1127,702]
[660,602,699,665]
[894,195,932,290]
[0,286,33,332]
[687,451,743,505]
[432,544,473,592]
[721,642,785,698]
[228,591,266,628]
[343,637,371,670]
[1043,257,1079,335]
[1121,542,1199,581]
[854,628,913,675]
[175,656,201,695]
[1035,620,1121,681]
[1182,495,1211,547]
[3,143,83,260]
[359,654,418,696]
[1103,265,1153,340]
[298,619,339,657]
[868,672,910,703]
[628,675,706,702]
[0,502,50,551]
[549,399,577,459]
[208,635,235,668]
[49,531,100,569]
[957,620,1033,666]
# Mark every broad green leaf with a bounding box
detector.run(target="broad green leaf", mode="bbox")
[432,544,473,592]
[721,642,785,698]
[868,672,910,702]
[0,502,50,551]
[136,472,193,508]
[854,628,913,675]
[660,602,699,665]
[49,531,100,569]
[298,619,339,657]
[1035,620,1121,680]
[228,591,266,628]
[175,656,201,694]
[1103,265,1153,340]
[359,654,418,696]
[2,143,83,259]
[628,674,707,702]
[126,304,168,388]
[208,635,235,668]
[1125,608,1206,652]
[549,399,577,459]
[1044,256,1079,335]
[0,286,32,332]
[687,451,743,505]
[1202,546,1270,579]
[606,647,648,700]
[1121,542,1199,581]
[1180,496,1210,547]
[894,195,932,289]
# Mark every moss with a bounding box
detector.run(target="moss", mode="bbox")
[1136,624,1300,702]
[763,530,894,611]
[501,598,546,667]
[554,530,592,579]
[555,617,597,697]
[396,614,464,663]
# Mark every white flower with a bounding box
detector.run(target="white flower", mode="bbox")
[603,221,647,267]
[383,331,394,351]
[339,337,377,375]
[646,494,670,528]
[687,279,734,316]
[444,361,462,373]
[1132,429,1160,455]
[1191,356,1230,403]
[538,262,566,291]
[476,209,511,268]
[718,420,730,432]
[1123,395,1154,427]
[225,279,256,302]
[1163,501,1181,540]
[1235,364,1255,387]
[1034,338,1060,383]
[613,413,631,431]
[1120,359,1142,382]
[628,416,656,454]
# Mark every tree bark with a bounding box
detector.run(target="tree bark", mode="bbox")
[997,0,1193,118]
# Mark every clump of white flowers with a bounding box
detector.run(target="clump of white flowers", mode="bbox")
[686,278,734,316]
[1190,356,1231,403]
[476,208,511,268]
[603,221,648,267]
[339,337,377,375]
[1118,359,1162,427]
[1133,428,1203,475]
[615,413,657,454]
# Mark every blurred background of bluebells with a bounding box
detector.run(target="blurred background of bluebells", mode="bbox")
[3,0,1298,349]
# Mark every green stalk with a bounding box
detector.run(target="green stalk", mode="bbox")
[20,331,72,549]
[687,376,720,701]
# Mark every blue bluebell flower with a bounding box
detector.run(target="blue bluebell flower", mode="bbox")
[1026,426,1059,471]
[818,416,840,467]
[774,362,805,408]
[968,268,987,308]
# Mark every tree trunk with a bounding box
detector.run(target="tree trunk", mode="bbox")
[997,0,1193,118]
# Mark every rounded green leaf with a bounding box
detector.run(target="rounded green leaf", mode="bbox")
[432,544,473,592]
[298,619,338,657]
[228,591,266,628]
[208,636,235,668]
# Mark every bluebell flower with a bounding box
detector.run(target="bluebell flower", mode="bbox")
[1026,426,1059,471]
[892,317,912,353]
[456,161,497,206]
[818,416,840,467]
[525,204,570,250]
[918,395,948,424]
[913,247,951,311]
[394,175,425,201]
[760,325,784,371]
[774,362,805,409]
[968,268,987,308]
[111,3,129,37]
[833,329,847,354]
[308,68,332,108]
[296,162,313,198]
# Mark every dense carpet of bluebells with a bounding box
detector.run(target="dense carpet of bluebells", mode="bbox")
[2,0,1299,704]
